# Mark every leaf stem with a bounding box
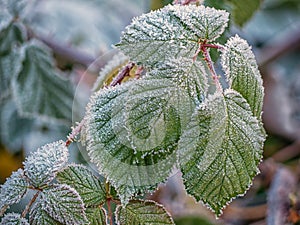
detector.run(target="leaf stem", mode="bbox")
[66,118,86,147]
[110,62,135,87]
[21,191,40,218]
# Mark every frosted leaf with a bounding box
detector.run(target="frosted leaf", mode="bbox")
[57,164,106,207]
[146,57,208,104]
[0,9,13,32]
[116,5,229,66]
[0,169,28,216]
[85,80,189,203]
[41,184,87,225]
[29,199,62,225]
[178,90,266,216]
[0,22,26,56]
[115,200,174,225]
[0,213,29,225]
[92,52,129,91]
[23,140,69,188]
[221,35,264,119]
[86,207,107,225]
[11,40,74,124]
[0,0,29,18]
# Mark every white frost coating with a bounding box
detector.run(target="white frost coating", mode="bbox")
[0,169,28,216]
[221,35,264,119]
[23,140,69,188]
[0,212,29,225]
[41,184,87,225]
[179,89,266,216]
[92,52,129,92]
[0,9,13,31]
[116,4,229,66]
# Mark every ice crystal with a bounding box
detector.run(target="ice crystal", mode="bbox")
[221,35,264,119]
[30,200,61,225]
[40,184,87,225]
[0,169,28,216]
[0,213,29,225]
[23,140,69,188]
[115,200,174,225]
[178,90,266,216]
[116,4,229,66]
[57,164,106,207]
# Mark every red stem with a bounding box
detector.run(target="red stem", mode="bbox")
[21,191,40,218]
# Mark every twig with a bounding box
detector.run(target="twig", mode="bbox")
[21,191,40,218]
[66,118,86,147]
[222,204,267,220]
[267,167,297,225]
[271,140,300,162]
[110,62,135,87]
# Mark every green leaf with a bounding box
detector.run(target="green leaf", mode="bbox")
[85,79,190,203]
[86,207,107,225]
[116,5,229,66]
[57,164,106,207]
[146,57,208,104]
[226,0,261,27]
[0,169,28,216]
[0,22,26,56]
[178,90,265,216]
[41,184,87,225]
[23,140,69,188]
[0,9,13,32]
[115,200,174,225]
[221,35,264,119]
[30,200,62,225]
[0,213,29,225]
[12,40,74,124]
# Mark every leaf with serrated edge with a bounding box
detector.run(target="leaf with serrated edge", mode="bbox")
[0,169,28,216]
[12,40,74,124]
[57,164,106,207]
[116,5,228,66]
[41,184,87,225]
[30,199,62,225]
[0,213,29,225]
[86,207,107,225]
[146,57,208,104]
[221,35,264,119]
[23,140,69,188]
[85,80,189,203]
[179,90,265,216]
[115,200,174,225]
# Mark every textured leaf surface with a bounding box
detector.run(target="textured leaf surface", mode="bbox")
[0,0,30,18]
[24,140,69,188]
[57,164,106,207]
[115,200,174,225]
[86,207,107,225]
[221,35,264,119]
[179,90,265,216]
[0,9,13,32]
[0,213,29,225]
[85,81,183,203]
[147,57,208,104]
[41,184,87,225]
[12,40,74,123]
[30,200,62,225]
[116,5,229,66]
[0,169,28,216]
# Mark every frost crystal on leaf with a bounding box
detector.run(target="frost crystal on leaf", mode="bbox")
[57,164,106,207]
[116,4,229,66]
[0,169,28,216]
[23,140,69,188]
[0,213,29,225]
[12,40,74,124]
[40,184,87,225]
[115,200,174,225]
[86,207,107,225]
[221,35,264,119]
[178,90,266,216]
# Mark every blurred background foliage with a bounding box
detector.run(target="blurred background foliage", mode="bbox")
[0,0,300,224]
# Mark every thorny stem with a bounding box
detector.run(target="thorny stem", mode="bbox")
[66,118,86,147]
[173,0,201,5]
[21,191,40,218]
